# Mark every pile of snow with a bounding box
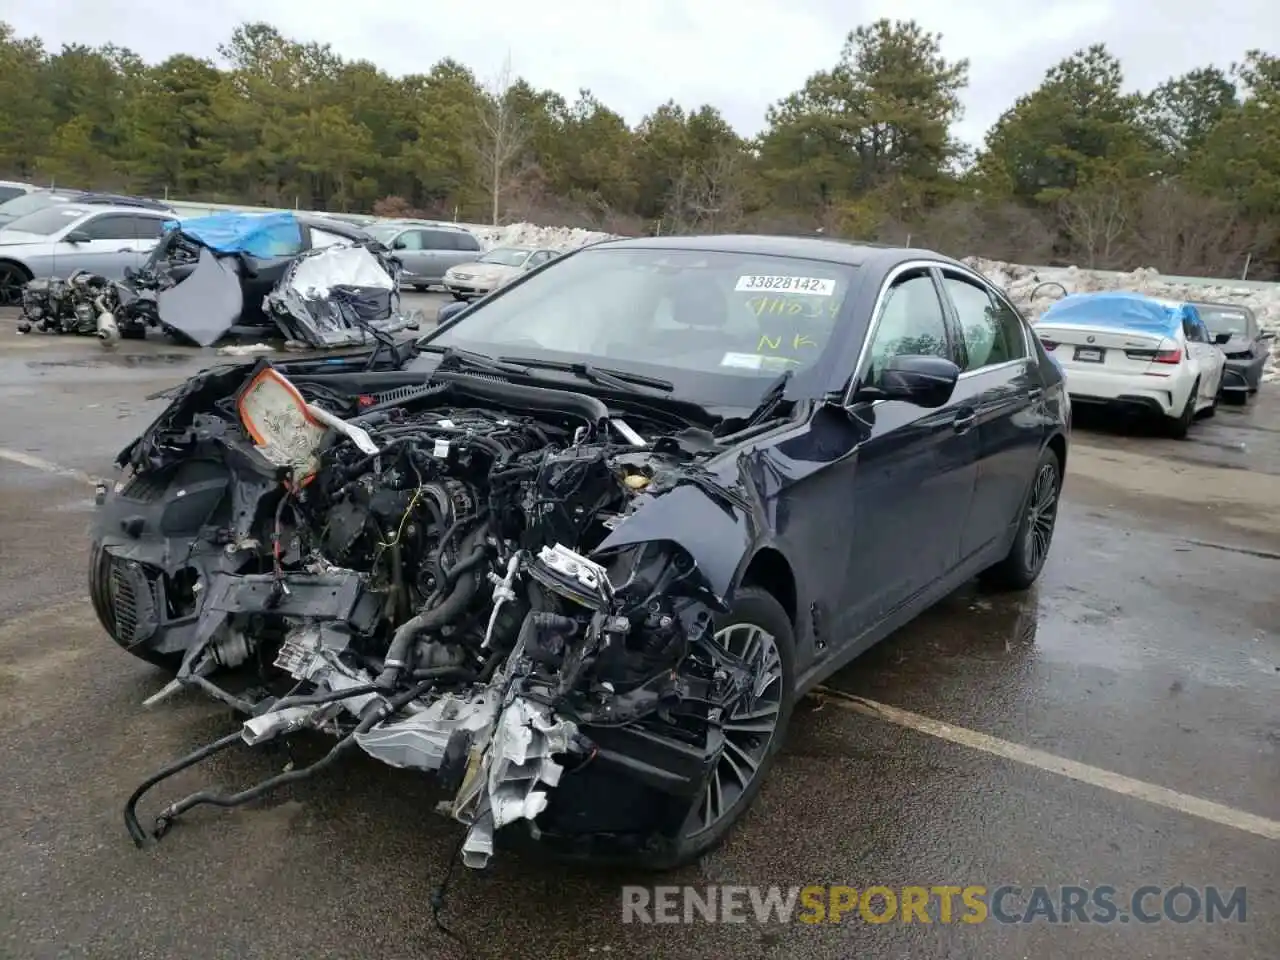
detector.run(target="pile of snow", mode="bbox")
[966,257,1280,383]
[466,223,615,251]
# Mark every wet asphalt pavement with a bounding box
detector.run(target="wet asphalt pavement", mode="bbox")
[0,298,1276,960]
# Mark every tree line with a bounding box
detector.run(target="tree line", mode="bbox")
[2,20,1277,278]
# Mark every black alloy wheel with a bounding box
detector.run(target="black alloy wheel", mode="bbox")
[649,586,796,869]
[980,447,1062,591]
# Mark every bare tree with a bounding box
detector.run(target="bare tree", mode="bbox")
[1058,185,1129,268]
[661,148,746,234]
[474,53,529,226]
[1125,182,1276,277]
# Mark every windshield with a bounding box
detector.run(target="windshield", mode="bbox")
[478,248,530,267]
[2,205,88,236]
[1196,305,1253,337]
[0,192,67,223]
[420,246,857,407]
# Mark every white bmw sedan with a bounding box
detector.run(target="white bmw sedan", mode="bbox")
[1033,292,1225,438]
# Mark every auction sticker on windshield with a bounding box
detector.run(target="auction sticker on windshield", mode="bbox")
[735,275,835,296]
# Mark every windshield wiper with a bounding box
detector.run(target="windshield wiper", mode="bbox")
[497,357,674,394]
[423,345,531,377]
[742,369,794,428]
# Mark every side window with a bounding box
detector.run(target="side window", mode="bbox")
[528,251,553,266]
[132,215,168,240]
[394,230,425,251]
[78,214,137,241]
[421,230,455,250]
[453,231,482,252]
[863,270,950,388]
[942,272,1027,371]
[309,228,346,249]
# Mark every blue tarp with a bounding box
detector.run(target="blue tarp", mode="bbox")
[160,211,304,259]
[1039,292,1201,339]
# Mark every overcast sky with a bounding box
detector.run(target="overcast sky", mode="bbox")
[3,0,1276,145]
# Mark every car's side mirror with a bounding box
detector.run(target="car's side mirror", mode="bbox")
[1259,331,1275,342]
[851,355,960,409]
[1213,332,1232,345]
[391,237,408,250]
[64,230,91,244]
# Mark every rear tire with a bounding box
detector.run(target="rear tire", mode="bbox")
[451,292,468,301]
[1166,381,1198,439]
[643,586,796,870]
[980,446,1062,591]
[0,261,32,308]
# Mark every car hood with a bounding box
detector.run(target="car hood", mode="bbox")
[449,263,516,279]
[1218,335,1253,354]
[0,230,47,246]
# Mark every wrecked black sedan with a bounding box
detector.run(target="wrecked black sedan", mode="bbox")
[91,235,1069,870]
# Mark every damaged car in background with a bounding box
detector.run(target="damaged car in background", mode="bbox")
[94,236,1068,869]
[20,211,421,349]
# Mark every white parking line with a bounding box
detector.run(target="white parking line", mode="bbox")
[0,448,99,488]
[812,687,1280,841]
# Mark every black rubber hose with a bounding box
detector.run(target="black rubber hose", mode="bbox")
[409,666,479,681]
[124,731,243,847]
[377,544,488,688]
[257,682,382,713]
[150,679,437,836]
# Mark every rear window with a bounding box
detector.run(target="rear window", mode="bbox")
[4,205,88,236]
[0,186,26,203]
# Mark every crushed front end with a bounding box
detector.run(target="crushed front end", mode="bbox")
[97,360,752,867]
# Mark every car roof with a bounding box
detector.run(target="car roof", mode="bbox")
[57,191,173,211]
[587,233,950,268]
[63,204,177,218]
[379,219,470,231]
[295,213,373,241]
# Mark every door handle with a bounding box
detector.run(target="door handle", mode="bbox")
[1027,387,1043,401]
[953,412,976,433]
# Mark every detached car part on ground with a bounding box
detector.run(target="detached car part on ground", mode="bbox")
[92,235,1068,871]
[17,270,128,342]
[20,212,422,350]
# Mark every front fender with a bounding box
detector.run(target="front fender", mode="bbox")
[592,482,754,603]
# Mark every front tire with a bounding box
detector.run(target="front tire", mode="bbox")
[980,446,1062,591]
[648,586,796,869]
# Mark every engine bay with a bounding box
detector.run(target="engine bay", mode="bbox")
[100,360,757,868]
